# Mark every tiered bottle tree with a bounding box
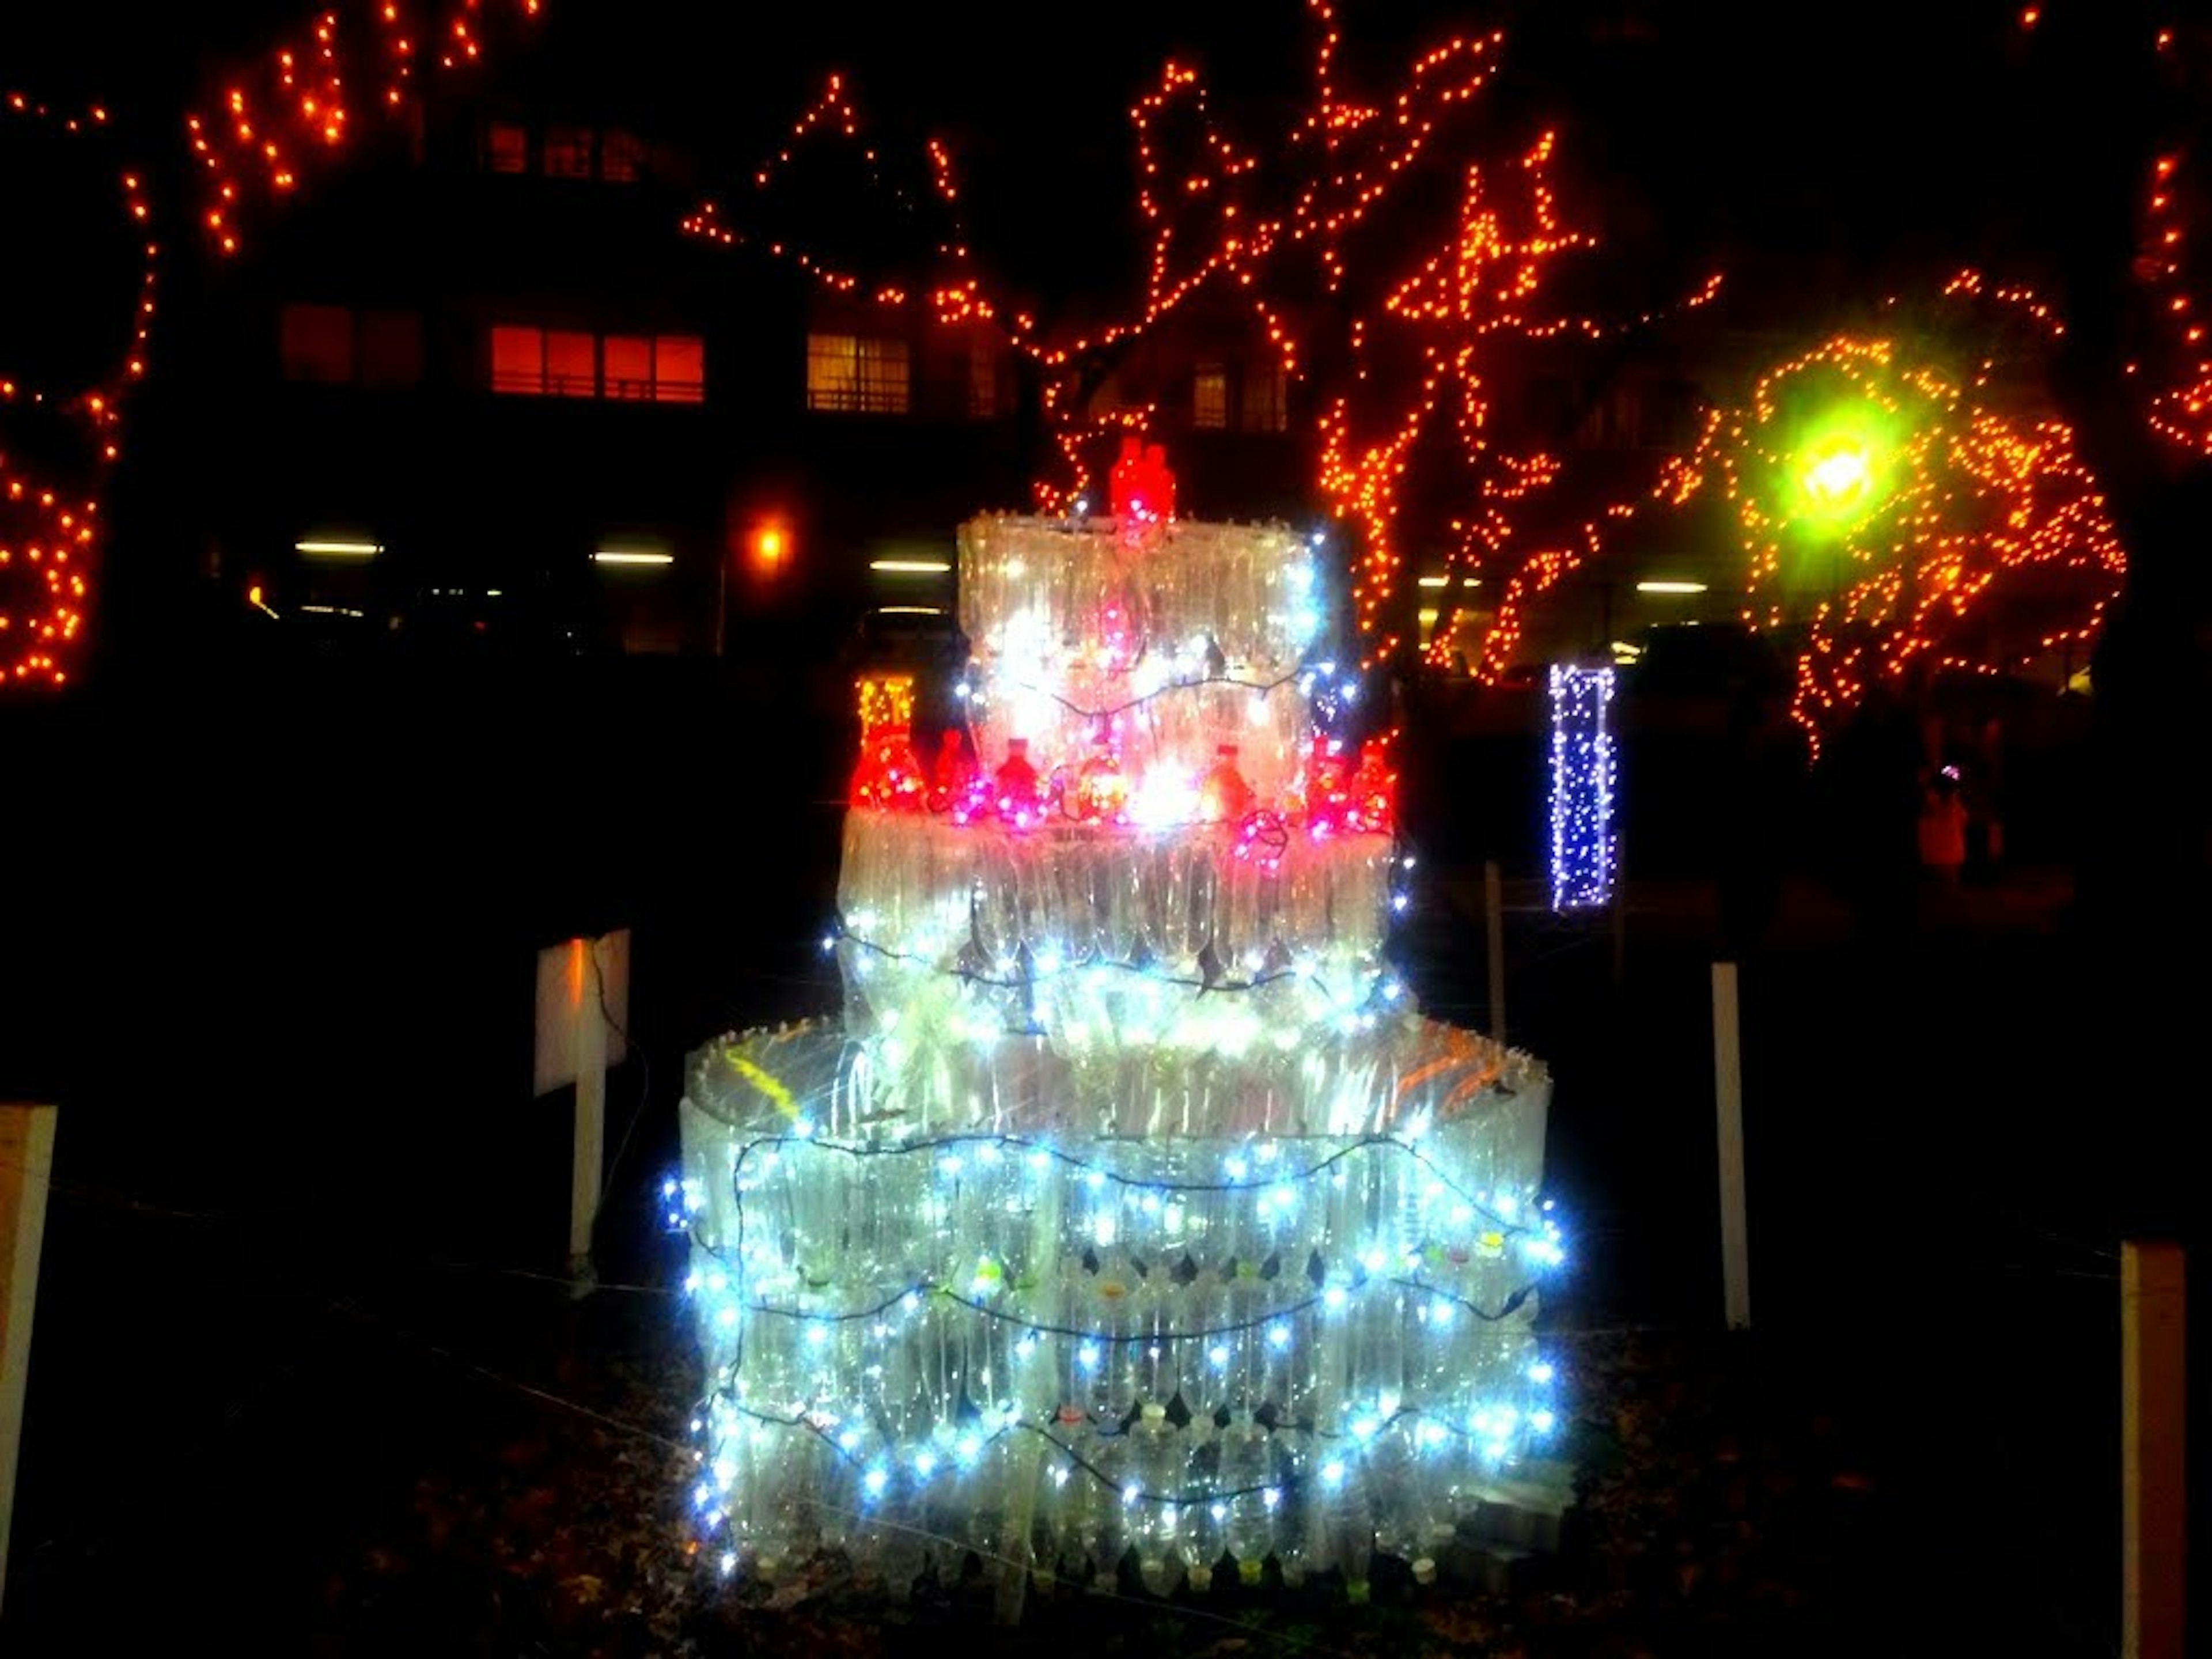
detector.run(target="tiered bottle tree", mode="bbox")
[677,449,1564,1601]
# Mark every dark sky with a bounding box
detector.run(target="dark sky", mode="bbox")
[0,1,2183,341]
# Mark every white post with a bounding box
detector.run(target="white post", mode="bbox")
[1710,963,1751,1331]
[1,1103,58,1615]
[569,939,609,1293]
[1484,859,1507,1044]
[2122,1240,2185,1659]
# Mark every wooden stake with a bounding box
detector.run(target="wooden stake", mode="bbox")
[1,1103,58,1615]
[1484,859,1506,1044]
[2122,1240,2184,1659]
[1710,964,1751,1330]
[569,939,609,1294]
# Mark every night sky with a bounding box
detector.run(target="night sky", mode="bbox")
[0,0,2177,323]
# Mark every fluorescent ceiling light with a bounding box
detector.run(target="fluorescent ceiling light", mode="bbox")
[298,604,366,618]
[1416,574,1450,588]
[1416,607,1441,624]
[296,538,381,558]
[870,558,952,574]
[593,548,675,566]
[1461,576,1482,588]
[876,605,948,616]
[1636,579,1707,594]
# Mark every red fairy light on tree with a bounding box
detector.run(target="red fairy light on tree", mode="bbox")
[689,3,1719,668]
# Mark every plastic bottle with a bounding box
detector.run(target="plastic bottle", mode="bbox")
[1127,1401,1188,1594]
[1074,732,1130,823]
[1048,1404,1106,1588]
[1184,1422,1224,1592]
[1199,743,1255,823]
[1312,1444,1377,1601]
[1217,1410,1276,1586]
[931,728,977,815]
[993,737,1043,830]
[851,725,927,811]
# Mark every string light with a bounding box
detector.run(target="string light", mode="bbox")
[2141,145,2212,454]
[1546,665,1616,911]
[681,5,1718,651]
[185,0,544,256]
[0,93,158,688]
[1487,283,2125,745]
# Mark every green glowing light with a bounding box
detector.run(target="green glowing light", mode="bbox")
[1802,438,1872,510]
[1786,407,1896,532]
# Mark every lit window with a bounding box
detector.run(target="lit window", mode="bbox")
[547,330,597,397]
[808,334,910,414]
[603,335,653,400]
[357,310,423,388]
[1193,365,1228,430]
[543,125,593,179]
[1241,365,1287,433]
[653,335,705,403]
[600,129,645,183]
[969,339,1000,419]
[490,325,546,394]
[281,304,355,383]
[488,327,702,402]
[485,120,528,173]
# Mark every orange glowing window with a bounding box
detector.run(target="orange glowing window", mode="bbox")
[281,303,355,383]
[599,128,645,182]
[807,334,909,413]
[490,324,545,393]
[484,120,528,173]
[653,335,705,404]
[546,330,597,397]
[543,124,594,178]
[488,327,702,402]
[1241,366,1287,433]
[1192,365,1229,430]
[603,334,653,399]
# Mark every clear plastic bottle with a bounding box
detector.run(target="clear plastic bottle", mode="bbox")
[1048,1404,1106,1588]
[1313,1445,1377,1602]
[1127,1401,1188,1594]
[1217,1410,1276,1586]
[1184,1421,1223,1592]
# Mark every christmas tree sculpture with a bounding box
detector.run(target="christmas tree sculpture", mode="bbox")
[677,453,1565,1607]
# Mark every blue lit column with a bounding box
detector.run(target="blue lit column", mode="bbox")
[1547,664,1616,911]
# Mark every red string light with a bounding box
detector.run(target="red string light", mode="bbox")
[0,93,157,688]
[187,0,542,256]
[687,6,1717,668]
[1483,289,2124,746]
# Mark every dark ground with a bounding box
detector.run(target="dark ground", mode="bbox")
[0,656,2192,1656]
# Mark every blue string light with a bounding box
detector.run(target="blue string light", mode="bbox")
[1547,664,1617,911]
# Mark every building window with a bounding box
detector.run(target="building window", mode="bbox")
[281,304,355,383]
[484,120,528,173]
[488,325,705,402]
[808,334,910,414]
[969,340,1001,419]
[599,129,645,182]
[1241,365,1288,433]
[546,329,597,397]
[543,125,594,179]
[490,325,544,394]
[357,310,423,388]
[1193,365,1229,430]
[653,335,705,403]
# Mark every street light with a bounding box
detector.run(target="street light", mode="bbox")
[1800,434,1874,516]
